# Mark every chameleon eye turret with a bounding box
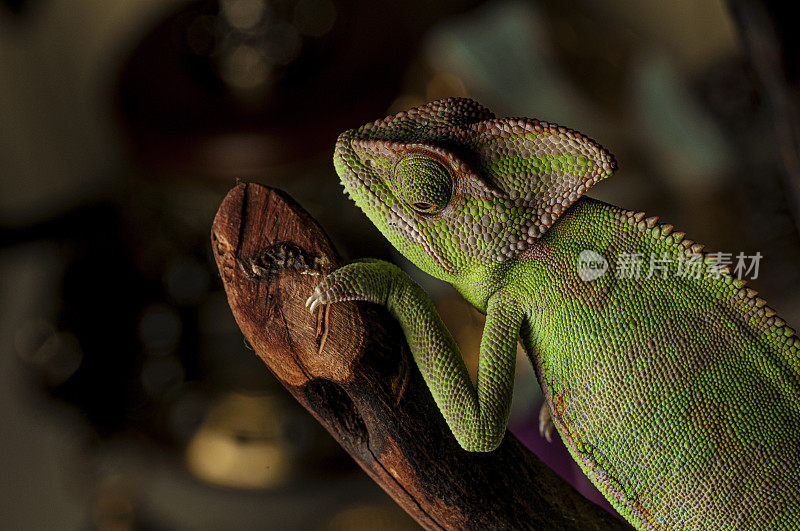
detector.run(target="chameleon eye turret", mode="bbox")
[393,153,452,214]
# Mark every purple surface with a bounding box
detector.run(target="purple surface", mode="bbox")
[510,408,624,521]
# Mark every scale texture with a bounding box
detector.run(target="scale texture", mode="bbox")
[308,98,800,530]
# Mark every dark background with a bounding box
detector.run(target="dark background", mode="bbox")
[2,0,799,528]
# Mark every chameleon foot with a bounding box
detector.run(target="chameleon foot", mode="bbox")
[306,261,397,314]
[539,402,555,443]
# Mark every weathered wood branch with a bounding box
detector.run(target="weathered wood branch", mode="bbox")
[211,183,627,530]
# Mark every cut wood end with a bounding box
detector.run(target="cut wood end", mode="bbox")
[210,182,363,385]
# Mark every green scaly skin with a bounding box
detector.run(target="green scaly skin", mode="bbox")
[306,98,800,529]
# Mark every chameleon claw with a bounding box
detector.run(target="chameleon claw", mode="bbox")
[539,402,554,443]
[543,423,554,443]
[306,290,324,314]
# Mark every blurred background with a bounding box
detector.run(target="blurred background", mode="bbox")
[2,0,800,528]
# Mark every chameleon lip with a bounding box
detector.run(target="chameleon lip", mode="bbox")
[337,141,455,274]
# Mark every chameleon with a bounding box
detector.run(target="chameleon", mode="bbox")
[305,97,800,529]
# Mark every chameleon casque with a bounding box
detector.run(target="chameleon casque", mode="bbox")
[306,98,800,529]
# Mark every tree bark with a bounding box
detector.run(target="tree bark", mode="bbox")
[210,182,628,530]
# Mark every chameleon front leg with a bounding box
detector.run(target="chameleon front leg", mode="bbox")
[307,260,522,452]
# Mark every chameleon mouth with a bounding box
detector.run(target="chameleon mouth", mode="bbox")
[383,205,454,274]
[337,148,454,274]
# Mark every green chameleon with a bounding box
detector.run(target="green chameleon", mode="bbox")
[306,97,800,529]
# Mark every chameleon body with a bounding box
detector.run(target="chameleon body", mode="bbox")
[307,98,800,529]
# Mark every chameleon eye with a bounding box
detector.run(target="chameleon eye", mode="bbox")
[394,154,452,214]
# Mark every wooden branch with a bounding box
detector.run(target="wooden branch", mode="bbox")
[211,183,628,530]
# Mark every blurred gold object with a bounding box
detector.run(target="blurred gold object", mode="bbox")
[425,71,468,102]
[186,392,294,489]
[323,504,418,531]
[91,474,136,531]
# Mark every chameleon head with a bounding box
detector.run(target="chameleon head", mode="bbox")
[333,98,616,283]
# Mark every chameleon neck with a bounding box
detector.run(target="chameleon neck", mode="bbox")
[451,197,622,316]
[448,198,611,313]
[512,195,682,364]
